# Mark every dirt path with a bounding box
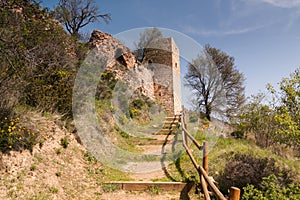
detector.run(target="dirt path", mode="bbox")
[0,112,195,199]
[101,190,181,200]
[128,133,175,181]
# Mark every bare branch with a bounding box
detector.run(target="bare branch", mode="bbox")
[185,45,245,121]
[53,0,111,39]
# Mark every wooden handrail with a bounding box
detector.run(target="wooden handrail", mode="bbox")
[180,108,239,200]
[201,175,211,200]
[182,126,203,150]
[182,130,227,200]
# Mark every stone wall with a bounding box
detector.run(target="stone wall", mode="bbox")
[123,65,155,100]
[89,30,182,116]
[171,40,182,115]
[144,38,182,115]
[89,30,155,100]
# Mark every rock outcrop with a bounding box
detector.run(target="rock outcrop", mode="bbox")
[88,30,181,115]
[89,30,136,72]
[88,30,155,99]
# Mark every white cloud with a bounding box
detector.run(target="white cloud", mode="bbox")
[255,0,300,8]
[183,25,264,37]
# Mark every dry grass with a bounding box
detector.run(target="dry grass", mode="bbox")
[0,111,118,200]
[0,110,194,199]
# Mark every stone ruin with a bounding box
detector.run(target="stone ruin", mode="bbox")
[88,30,182,115]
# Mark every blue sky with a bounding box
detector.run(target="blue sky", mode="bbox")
[41,0,300,98]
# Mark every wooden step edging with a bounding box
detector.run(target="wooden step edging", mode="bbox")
[104,181,195,192]
[164,120,179,123]
[132,139,172,145]
[155,129,178,135]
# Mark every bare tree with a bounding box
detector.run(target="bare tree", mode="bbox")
[134,27,163,62]
[185,44,245,121]
[53,0,111,39]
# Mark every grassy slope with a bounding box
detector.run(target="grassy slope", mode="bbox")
[0,107,202,200]
[156,133,300,187]
[1,106,299,199]
[152,113,300,186]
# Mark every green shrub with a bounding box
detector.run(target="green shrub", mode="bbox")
[30,164,37,171]
[55,148,62,155]
[231,130,244,139]
[120,131,130,139]
[96,71,118,100]
[83,151,98,164]
[129,108,138,118]
[60,136,69,148]
[0,1,77,117]
[48,186,59,194]
[0,117,38,153]
[128,96,155,124]
[55,171,62,177]
[216,152,294,194]
[189,115,198,123]
[102,183,119,193]
[243,174,300,200]
[119,114,128,125]
[131,99,145,110]
[147,185,161,195]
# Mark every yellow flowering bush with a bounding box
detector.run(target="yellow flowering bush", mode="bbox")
[129,108,138,117]
[0,117,38,153]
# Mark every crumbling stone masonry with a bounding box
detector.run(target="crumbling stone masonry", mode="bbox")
[144,37,182,115]
[89,30,182,115]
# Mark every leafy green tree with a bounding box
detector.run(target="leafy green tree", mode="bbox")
[185,44,245,121]
[53,0,111,39]
[277,68,299,127]
[269,68,300,148]
[237,94,277,147]
[236,68,300,149]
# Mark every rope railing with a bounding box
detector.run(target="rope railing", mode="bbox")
[179,108,240,200]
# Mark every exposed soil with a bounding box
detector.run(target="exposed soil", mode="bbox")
[101,190,181,200]
[0,111,197,199]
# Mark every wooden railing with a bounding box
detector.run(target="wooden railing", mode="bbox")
[180,109,240,200]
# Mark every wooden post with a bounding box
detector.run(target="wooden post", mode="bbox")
[200,175,211,200]
[229,187,240,200]
[184,124,189,148]
[182,106,189,148]
[203,141,208,174]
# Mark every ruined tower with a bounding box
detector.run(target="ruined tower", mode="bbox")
[144,37,182,115]
[89,30,182,116]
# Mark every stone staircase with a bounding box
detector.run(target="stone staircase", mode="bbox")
[105,115,196,195]
[156,115,181,135]
[131,114,181,145]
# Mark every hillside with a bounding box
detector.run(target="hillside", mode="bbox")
[0,109,197,200]
[1,1,299,199]
[1,109,299,199]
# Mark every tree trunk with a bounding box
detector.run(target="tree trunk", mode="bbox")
[206,105,211,121]
[206,111,211,121]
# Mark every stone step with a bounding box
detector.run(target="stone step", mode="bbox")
[151,135,175,140]
[104,181,195,192]
[155,129,174,135]
[132,139,172,145]
[163,120,179,124]
[165,116,180,121]
[133,135,175,145]
[162,124,178,129]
